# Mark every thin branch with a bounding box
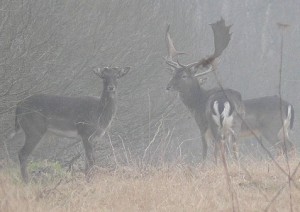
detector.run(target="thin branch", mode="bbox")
[277,22,293,212]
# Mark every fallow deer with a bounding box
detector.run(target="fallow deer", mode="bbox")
[13,66,130,182]
[165,19,244,162]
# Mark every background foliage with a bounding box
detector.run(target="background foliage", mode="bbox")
[0,0,299,167]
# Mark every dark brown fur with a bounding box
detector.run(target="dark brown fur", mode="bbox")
[14,67,130,183]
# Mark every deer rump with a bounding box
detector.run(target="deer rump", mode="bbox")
[205,89,245,143]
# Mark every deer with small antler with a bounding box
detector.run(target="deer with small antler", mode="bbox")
[12,66,130,183]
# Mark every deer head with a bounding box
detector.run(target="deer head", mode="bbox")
[93,66,130,97]
[165,18,232,92]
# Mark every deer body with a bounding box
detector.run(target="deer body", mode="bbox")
[205,89,245,162]
[165,18,239,161]
[164,19,295,162]
[240,95,294,151]
[167,71,244,161]
[168,77,218,160]
[14,67,130,183]
[16,94,115,140]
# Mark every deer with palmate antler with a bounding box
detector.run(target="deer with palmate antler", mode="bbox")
[12,66,130,183]
[165,18,245,163]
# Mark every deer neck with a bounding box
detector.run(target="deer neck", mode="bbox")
[179,82,208,114]
[97,88,117,128]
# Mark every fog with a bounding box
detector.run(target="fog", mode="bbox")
[1,0,299,166]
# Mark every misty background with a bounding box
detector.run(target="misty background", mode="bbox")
[0,0,299,168]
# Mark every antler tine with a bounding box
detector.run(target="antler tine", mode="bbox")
[176,59,187,68]
[165,59,179,69]
[92,66,101,74]
[194,58,220,78]
[165,24,185,62]
[194,68,214,78]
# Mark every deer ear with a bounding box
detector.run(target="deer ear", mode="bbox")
[117,67,130,78]
[93,67,108,78]
[165,67,174,75]
[198,77,208,85]
[190,67,198,75]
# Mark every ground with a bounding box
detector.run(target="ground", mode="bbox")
[0,157,300,212]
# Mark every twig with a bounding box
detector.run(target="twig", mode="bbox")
[265,161,300,211]
[220,140,240,212]
[142,120,163,165]
[107,132,118,167]
[64,153,81,172]
[119,135,130,166]
[277,22,293,212]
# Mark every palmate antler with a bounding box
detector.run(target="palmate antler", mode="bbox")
[194,18,232,70]
[165,18,232,77]
[211,18,232,58]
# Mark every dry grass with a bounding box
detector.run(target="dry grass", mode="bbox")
[1,157,300,212]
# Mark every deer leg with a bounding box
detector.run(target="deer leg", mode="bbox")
[214,141,219,165]
[230,134,239,161]
[203,129,214,162]
[262,129,289,156]
[277,126,295,156]
[82,136,95,176]
[203,138,208,161]
[220,139,227,168]
[19,132,43,183]
[278,137,295,158]
[286,141,296,158]
[18,116,46,184]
